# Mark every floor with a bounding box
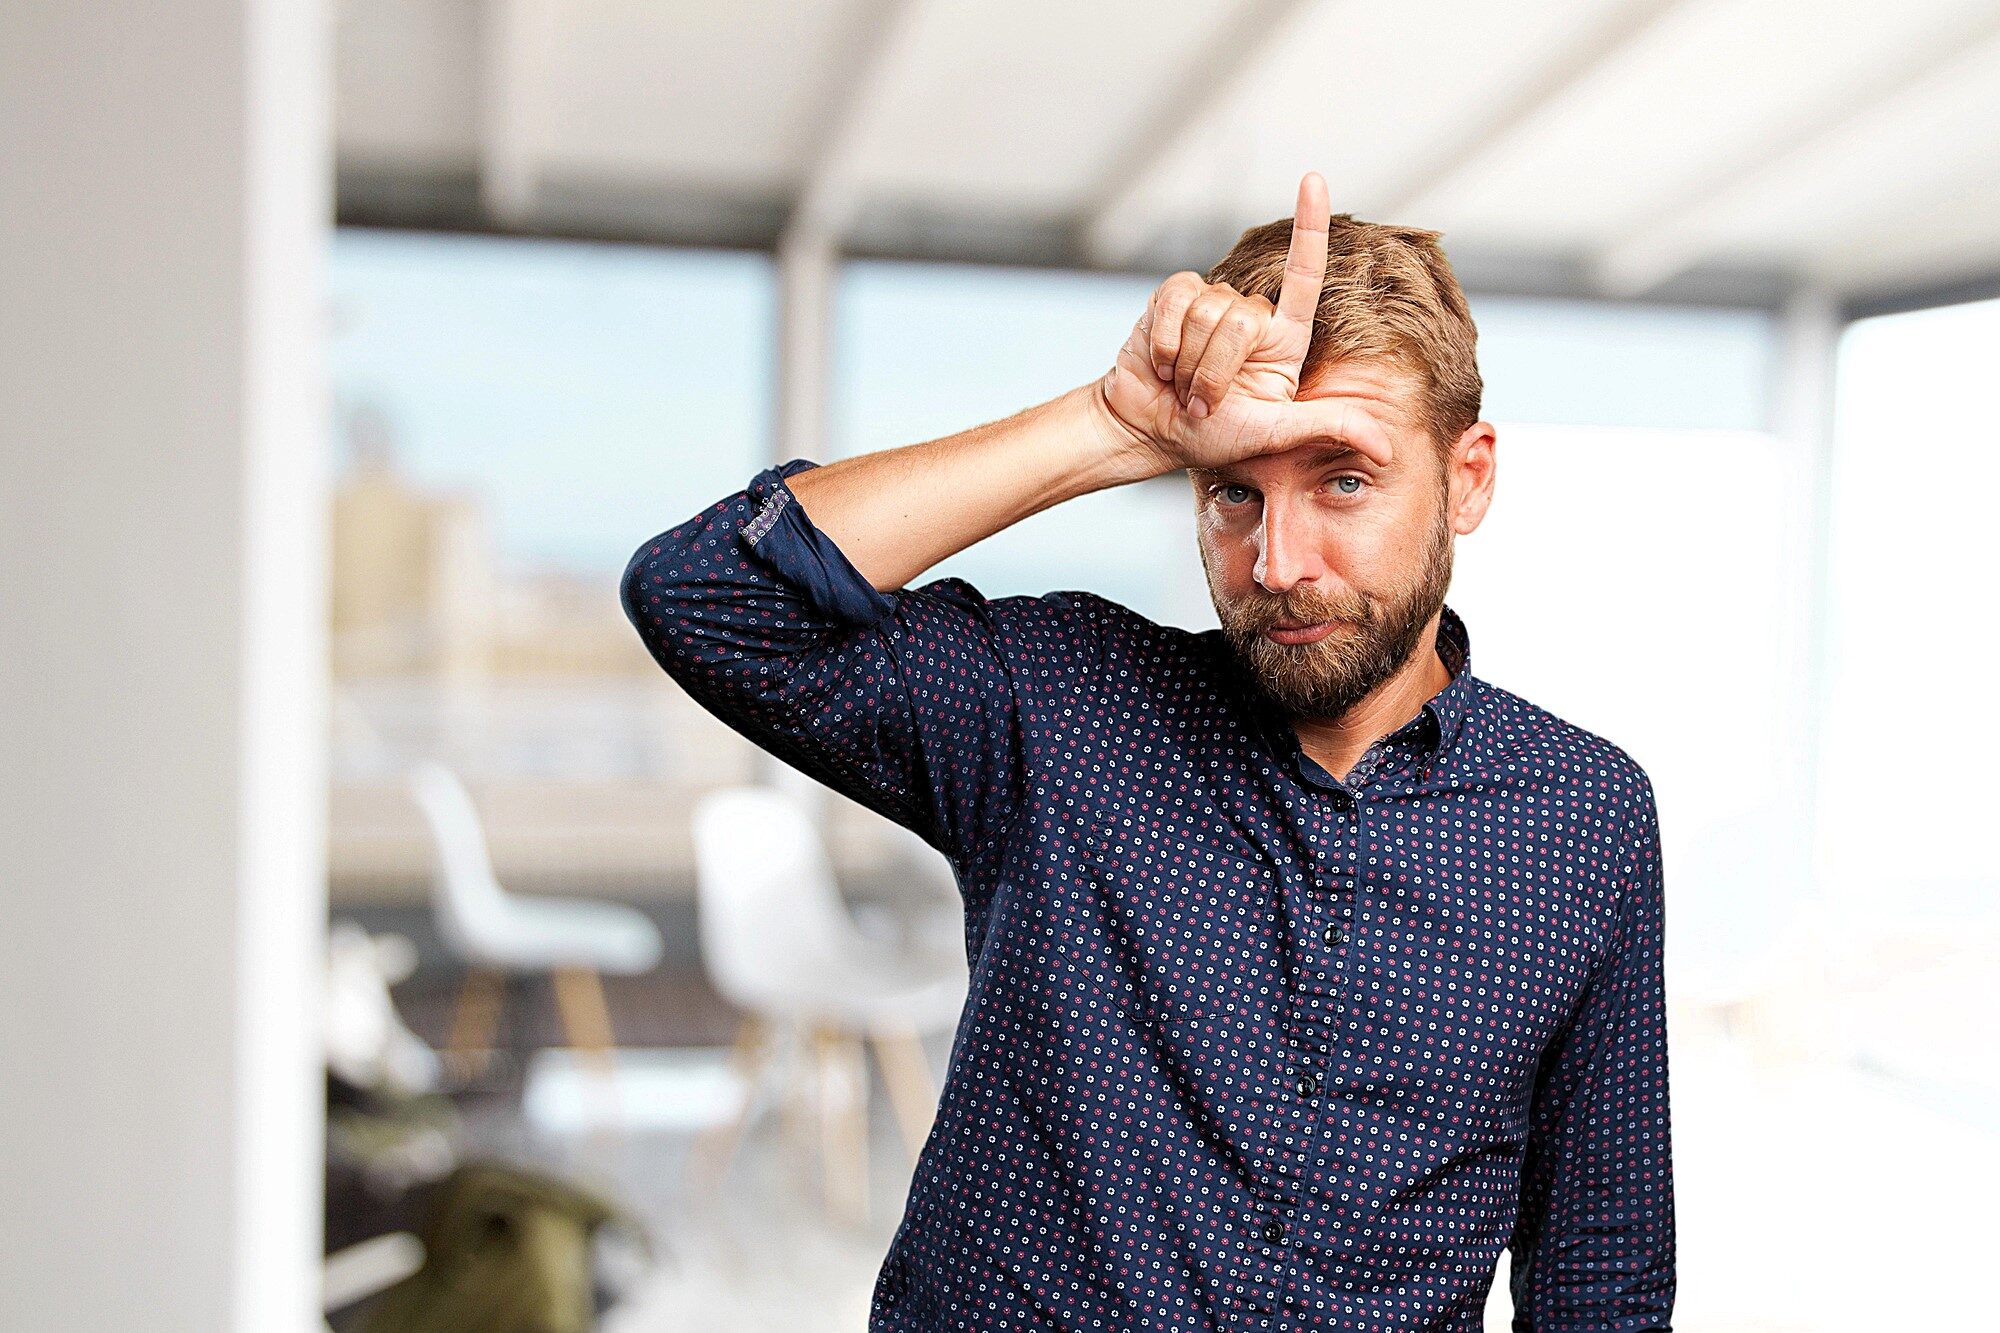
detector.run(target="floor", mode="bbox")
[369,964,1994,1331]
[381,964,933,1331]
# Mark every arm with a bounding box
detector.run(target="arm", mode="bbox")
[742,168,1397,594]
[619,381,1151,878]
[621,170,1389,874]
[779,381,1161,591]
[1508,773,1677,1330]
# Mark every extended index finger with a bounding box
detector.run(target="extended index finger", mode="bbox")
[1279,393,1397,469]
[1272,172,1330,336]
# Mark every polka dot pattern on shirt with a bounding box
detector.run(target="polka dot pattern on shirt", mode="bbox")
[620,458,1675,1331]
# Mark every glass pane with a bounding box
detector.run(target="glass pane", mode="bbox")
[327,231,776,907]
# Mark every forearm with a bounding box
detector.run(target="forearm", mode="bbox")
[785,378,1163,592]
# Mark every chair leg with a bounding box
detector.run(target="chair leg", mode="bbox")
[868,1021,938,1168]
[445,966,506,1083]
[684,1012,774,1201]
[779,1019,815,1164]
[811,1023,870,1229]
[550,966,625,1133]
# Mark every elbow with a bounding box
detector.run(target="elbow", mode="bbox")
[619,533,658,624]
[620,529,698,673]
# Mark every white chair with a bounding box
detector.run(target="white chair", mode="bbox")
[406,761,665,1098]
[688,785,968,1226]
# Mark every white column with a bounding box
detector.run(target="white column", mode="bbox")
[776,224,838,467]
[1771,285,1843,907]
[764,225,840,812]
[0,3,332,1330]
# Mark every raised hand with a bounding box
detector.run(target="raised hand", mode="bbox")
[1097,171,1393,474]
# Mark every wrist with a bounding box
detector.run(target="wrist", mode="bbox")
[1075,375,1171,487]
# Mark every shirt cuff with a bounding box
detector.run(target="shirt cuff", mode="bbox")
[738,457,900,628]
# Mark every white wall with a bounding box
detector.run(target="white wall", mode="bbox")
[0,3,331,1329]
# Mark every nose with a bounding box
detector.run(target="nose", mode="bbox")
[1252,494,1321,594]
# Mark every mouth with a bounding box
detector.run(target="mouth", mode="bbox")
[1264,620,1338,645]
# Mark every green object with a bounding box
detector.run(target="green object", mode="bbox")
[356,1158,642,1333]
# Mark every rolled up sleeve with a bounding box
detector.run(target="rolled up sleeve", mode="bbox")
[1508,772,1677,1331]
[619,457,1097,883]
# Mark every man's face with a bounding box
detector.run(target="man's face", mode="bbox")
[1192,358,1455,723]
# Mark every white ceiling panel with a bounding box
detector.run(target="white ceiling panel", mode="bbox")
[336,0,481,168]
[1651,21,2000,292]
[539,0,872,186]
[852,0,1246,213]
[333,0,2000,307]
[1101,0,1625,253]
[1417,0,1999,245]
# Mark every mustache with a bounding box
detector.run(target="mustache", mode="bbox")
[1232,596,1369,632]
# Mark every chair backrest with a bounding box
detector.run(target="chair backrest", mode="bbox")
[406,760,512,961]
[690,785,864,1011]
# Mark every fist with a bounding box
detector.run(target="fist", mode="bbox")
[1097,171,1392,475]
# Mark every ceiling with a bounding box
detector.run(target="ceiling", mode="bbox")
[334,0,2000,314]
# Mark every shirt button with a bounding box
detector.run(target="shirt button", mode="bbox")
[1262,1220,1285,1243]
[1323,923,1345,947]
[1295,1071,1321,1097]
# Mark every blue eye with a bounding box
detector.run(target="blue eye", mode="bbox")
[1219,484,1254,505]
[1333,476,1363,495]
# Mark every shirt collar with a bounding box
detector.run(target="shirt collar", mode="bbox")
[1231,601,1475,766]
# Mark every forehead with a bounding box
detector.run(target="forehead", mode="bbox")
[1294,357,1424,428]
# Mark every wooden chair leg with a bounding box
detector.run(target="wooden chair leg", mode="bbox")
[550,965,625,1134]
[779,1018,815,1164]
[868,1021,938,1167]
[813,1022,869,1229]
[684,1012,774,1201]
[445,966,506,1082]
[842,1027,870,1228]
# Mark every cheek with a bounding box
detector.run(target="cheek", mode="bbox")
[1198,511,1262,565]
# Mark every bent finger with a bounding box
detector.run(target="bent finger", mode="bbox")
[1172,290,1236,405]
[1148,273,1203,383]
[1185,303,1265,418]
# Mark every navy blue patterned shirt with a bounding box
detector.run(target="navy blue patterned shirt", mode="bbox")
[621,457,1675,1331]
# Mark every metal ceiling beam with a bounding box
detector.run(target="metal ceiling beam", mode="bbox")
[1371,0,1690,220]
[333,163,1801,311]
[1592,4,2000,298]
[1840,268,2000,323]
[1078,0,1322,269]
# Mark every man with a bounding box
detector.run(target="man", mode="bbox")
[621,171,1675,1331]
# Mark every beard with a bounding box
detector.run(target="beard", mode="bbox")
[1203,488,1454,724]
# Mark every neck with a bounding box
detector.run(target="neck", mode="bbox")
[1290,612,1452,783]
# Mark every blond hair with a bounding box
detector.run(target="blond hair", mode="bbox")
[1205,214,1482,453]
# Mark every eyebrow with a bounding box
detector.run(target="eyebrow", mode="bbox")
[1193,442,1372,482]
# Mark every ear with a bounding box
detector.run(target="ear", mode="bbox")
[1442,420,1497,536]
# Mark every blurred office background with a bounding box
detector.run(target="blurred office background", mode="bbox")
[6,1,1998,1329]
